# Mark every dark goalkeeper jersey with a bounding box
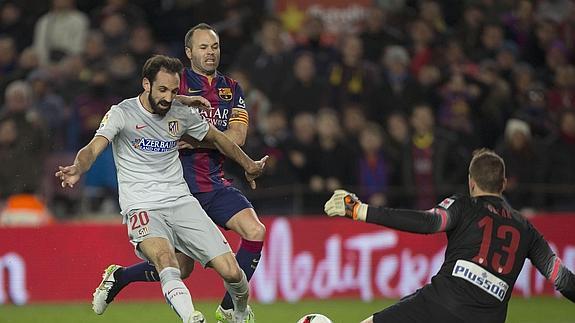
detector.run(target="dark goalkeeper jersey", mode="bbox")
[366,194,575,323]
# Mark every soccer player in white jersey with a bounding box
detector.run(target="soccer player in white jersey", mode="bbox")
[56,55,266,323]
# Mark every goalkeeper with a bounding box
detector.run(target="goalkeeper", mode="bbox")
[325,148,575,323]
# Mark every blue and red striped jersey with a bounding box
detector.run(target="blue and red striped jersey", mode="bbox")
[178,68,247,193]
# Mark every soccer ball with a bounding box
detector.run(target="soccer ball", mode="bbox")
[296,313,333,323]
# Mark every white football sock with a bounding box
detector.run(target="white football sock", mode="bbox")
[160,267,194,322]
[224,270,249,314]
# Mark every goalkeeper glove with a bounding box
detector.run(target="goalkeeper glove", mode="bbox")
[324,189,368,221]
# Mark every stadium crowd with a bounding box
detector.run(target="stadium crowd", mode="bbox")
[1,0,575,218]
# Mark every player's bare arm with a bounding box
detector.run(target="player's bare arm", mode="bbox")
[324,189,453,234]
[202,123,268,189]
[55,135,109,188]
[174,94,211,111]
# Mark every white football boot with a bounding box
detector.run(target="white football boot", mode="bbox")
[92,264,123,315]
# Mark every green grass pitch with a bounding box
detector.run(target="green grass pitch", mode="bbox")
[0,298,573,323]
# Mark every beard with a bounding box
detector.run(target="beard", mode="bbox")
[148,88,171,116]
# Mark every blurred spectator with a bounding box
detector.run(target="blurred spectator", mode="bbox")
[308,109,355,193]
[107,54,139,98]
[327,34,379,111]
[0,36,17,77]
[456,4,485,57]
[0,81,48,198]
[33,0,89,65]
[400,104,467,209]
[385,111,409,165]
[543,110,575,210]
[249,108,292,187]
[213,3,257,72]
[408,19,436,76]
[83,30,107,71]
[229,69,271,135]
[359,6,403,63]
[501,0,535,51]
[419,1,447,34]
[234,16,291,102]
[285,112,317,185]
[90,0,146,28]
[514,82,554,138]
[28,68,68,150]
[496,119,544,209]
[415,64,442,109]
[496,41,519,83]
[547,64,575,119]
[0,2,33,51]
[437,73,482,149]
[357,122,391,207]
[540,41,569,85]
[375,45,422,122]
[0,47,40,101]
[67,70,119,149]
[523,19,558,68]
[502,0,535,49]
[341,103,368,149]
[293,14,339,79]
[476,60,513,147]
[53,55,90,104]
[99,13,129,55]
[128,25,155,68]
[473,22,506,62]
[279,51,327,120]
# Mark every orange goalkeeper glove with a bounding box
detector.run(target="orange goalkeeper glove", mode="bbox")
[324,190,368,221]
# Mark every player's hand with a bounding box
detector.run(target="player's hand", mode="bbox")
[175,95,211,111]
[244,155,269,189]
[177,140,195,150]
[324,189,368,221]
[55,165,81,188]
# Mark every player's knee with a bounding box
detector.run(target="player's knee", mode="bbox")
[242,221,266,241]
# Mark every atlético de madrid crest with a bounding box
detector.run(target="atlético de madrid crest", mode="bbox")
[218,87,232,101]
[168,120,179,137]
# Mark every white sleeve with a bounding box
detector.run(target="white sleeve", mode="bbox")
[95,106,125,141]
[185,107,210,141]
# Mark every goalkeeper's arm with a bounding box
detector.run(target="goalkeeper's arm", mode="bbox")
[324,190,452,234]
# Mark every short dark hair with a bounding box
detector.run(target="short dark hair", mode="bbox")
[141,55,183,83]
[184,23,217,48]
[469,148,506,193]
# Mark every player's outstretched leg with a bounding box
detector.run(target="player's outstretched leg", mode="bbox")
[91,262,160,314]
[217,209,264,321]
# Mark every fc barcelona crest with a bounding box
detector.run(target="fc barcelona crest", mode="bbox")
[218,87,232,101]
[168,120,179,137]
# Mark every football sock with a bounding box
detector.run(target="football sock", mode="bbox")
[160,267,194,322]
[122,261,160,283]
[220,239,263,310]
[224,270,249,314]
[107,261,159,302]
